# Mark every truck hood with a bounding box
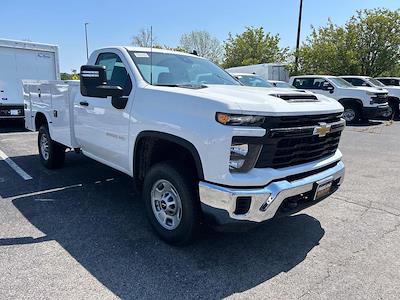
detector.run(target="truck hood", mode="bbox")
[352,86,388,93]
[150,84,343,116]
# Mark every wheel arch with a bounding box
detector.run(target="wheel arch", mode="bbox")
[338,98,363,108]
[133,131,204,183]
[34,112,49,131]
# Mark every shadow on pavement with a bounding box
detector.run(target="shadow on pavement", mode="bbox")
[1,168,325,299]
[346,120,384,127]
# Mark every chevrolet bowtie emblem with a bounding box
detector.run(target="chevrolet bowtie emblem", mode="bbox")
[313,123,331,137]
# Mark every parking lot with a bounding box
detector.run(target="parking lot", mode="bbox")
[0,120,399,299]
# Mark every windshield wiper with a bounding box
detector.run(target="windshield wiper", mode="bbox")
[154,83,207,89]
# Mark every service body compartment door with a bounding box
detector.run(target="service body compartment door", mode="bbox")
[50,83,73,147]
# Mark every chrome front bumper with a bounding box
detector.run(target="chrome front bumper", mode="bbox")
[199,161,345,224]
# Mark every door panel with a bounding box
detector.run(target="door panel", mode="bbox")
[74,52,133,171]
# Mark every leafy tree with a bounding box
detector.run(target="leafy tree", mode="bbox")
[132,27,157,47]
[60,70,79,80]
[296,20,359,75]
[348,8,400,76]
[223,27,289,68]
[179,30,223,63]
[296,8,400,76]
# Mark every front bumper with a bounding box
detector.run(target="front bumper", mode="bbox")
[199,161,345,225]
[362,105,389,119]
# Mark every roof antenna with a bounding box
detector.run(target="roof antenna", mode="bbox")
[150,26,153,85]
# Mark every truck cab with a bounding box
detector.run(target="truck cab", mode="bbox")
[341,76,400,119]
[24,47,346,245]
[289,75,389,123]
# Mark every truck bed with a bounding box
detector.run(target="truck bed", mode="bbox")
[23,80,80,148]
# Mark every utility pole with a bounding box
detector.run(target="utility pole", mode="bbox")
[84,22,89,60]
[295,0,303,72]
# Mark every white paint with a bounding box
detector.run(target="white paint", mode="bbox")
[6,183,83,201]
[0,149,33,180]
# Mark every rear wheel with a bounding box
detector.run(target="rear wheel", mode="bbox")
[38,125,66,169]
[343,103,360,123]
[143,161,201,245]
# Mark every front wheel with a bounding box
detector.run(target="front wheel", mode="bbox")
[38,125,66,169]
[143,161,201,245]
[343,103,360,123]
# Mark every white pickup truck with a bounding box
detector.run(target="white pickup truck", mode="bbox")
[341,76,400,119]
[290,75,389,123]
[24,47,345,245]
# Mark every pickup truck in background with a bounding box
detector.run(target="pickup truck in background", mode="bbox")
[24,47,345,245]
[376,77,400,87]
[340,76,400,120]
[289,75,389,123]
[0,39,59,120]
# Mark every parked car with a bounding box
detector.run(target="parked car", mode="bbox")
[289,75,389,123]
[341,76,400,119]
[226,63,289,82]
[269,80,295,89]
[375,77,400,87]
[0,39,59,120]
[24,47,345,245]
[230,73,274,87]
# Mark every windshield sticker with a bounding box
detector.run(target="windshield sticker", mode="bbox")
[134,52,149,58]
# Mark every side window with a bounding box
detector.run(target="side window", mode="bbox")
[348,78,368,87]
[293,78,312,89]
[312,78,327,89]
[95,53,132,96]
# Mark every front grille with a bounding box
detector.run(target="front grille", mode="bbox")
[252,113,344,169]
[371,94,388,104]
[261,112,342,129]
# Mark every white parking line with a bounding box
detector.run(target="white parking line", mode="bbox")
[0,149,33,180]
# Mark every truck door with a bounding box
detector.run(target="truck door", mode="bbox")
[74,52,133,171]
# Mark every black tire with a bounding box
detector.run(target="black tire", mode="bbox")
[384,100,399,120]
[343,103,361,124]
[38,125,66,169]
[143,161,201,245]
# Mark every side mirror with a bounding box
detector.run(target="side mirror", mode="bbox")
[322,82,334,93]
[80,65,123,99]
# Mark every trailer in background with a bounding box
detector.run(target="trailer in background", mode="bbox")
[0,39,59,120]
[226,63,289,83]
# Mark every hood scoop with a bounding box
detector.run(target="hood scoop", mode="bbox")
[270,92,319,102]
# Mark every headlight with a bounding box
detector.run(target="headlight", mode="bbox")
[229,142,262,173]
[216,113,265,126]
[366,92,376,96]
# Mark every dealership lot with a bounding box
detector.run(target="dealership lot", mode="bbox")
[0,121,399,299]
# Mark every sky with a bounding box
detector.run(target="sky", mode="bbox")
[1,0,398,72]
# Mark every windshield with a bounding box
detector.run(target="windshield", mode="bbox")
[128,51,239,86]
[329,77,354,88]
[367,78,386,87]
[235,75,273,87]
[275,82,294,88]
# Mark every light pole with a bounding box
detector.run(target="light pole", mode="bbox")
[84,22,89,60]
[295,0,303,72]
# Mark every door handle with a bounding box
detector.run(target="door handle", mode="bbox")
[79,101,89,106]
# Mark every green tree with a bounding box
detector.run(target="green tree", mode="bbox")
[179,30,223,64]
[348,8,400,76]
[223,27,288,68]
[296,20,359,75]
[296,8,400,76]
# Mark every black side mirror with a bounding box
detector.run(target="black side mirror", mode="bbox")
[80,65,123,99]
[322,82,334,93]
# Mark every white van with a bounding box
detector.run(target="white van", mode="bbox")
[226,63,289,82]
[0,39,59,119]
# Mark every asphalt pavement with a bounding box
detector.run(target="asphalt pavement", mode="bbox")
[0,119,399,299]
